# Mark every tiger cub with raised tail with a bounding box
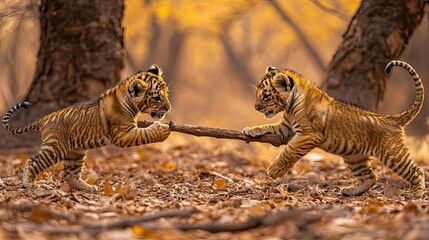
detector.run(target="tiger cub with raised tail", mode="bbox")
[243,60,426,197]
[3,65,171,191]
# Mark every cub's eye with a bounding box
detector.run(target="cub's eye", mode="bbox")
[153,95,162,102]
[261,93,269,101]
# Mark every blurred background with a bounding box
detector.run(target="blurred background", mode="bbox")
[0,0,428,145]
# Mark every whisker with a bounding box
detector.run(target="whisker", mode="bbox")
[167,80,177,90]
[167,106,176,117]
[167,81,181,94]
[247,82,257,92]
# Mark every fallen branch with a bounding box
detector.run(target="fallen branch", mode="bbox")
[137,121,290,147]
[18,207,199,235]
[30,205,77,222]
[161,207,319,233]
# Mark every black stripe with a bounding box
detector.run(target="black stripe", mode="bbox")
[351,165,366,174]
[142,130,149,144]
[294,129,303,134]
[34,159,45,172]
[403,165,416,180]
[125,125,135,133]
[397,156,412,176]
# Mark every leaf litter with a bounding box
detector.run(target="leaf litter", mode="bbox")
[0,136,428,239]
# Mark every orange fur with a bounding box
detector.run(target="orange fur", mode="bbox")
[243,60,426,197]
[3,65,171,190]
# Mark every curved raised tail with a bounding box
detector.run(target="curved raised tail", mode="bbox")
[2,102,39,135]
[385,60,424,126]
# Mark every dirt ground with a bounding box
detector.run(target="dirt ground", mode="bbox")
[0,135,428,240]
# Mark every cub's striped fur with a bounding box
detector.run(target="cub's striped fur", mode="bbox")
[3,65,171,191]
[243,60,426,197]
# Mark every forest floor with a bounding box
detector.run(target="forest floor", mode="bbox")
[0,135,428,240]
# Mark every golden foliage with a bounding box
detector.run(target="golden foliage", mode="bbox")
[123,0,360,59]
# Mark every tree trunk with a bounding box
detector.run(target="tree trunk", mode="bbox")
[324,0,427,111]
[1,0,124,149]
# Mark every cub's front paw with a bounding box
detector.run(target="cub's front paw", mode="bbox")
[150,121,169,131]
[409,188,426,198]
[267,162,288,179]
[242,127,265,137]
[150,121,162,128]
[150,121,171,140]
[22,182,38,189]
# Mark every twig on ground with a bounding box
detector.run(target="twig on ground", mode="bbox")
[169,208,319,232]
[206,171,234,183]
[32,206,77,222]
[17,207,199,235]
[16,205,321,235]
[137,121,290,147]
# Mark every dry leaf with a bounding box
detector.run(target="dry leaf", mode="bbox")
[104,181,115,197]
[213,178,227,189]
[358,199,387,215]
[135,149,146,160]
[161,160,177,171]
[28,206,53,222]
[132,225,154,237]
[59,182,71,192]
[85,176,95,185]
[403,202,419,215]
[297,163,312,173]
[248,203,270,216]
[16,154,29,166]
[115,184,123,193]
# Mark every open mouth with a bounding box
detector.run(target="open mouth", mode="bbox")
[263,110,274,118]
[151,112,165,120]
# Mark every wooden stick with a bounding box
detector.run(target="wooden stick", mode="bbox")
[17,207,321,235]
[17,207,199,235]
[137,121,289,147]
[164,207,319,233]
[84,207,198,235]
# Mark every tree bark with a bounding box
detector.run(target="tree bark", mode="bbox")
[1,0,124,149]
[324,0,427,111]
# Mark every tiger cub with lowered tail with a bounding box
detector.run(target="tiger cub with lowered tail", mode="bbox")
[3,65,171,191]
[243,60,426,197]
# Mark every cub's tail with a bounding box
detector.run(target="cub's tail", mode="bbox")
[385,60,424,126]
[2,102,39,135]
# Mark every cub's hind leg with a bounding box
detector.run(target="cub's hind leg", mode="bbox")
[341,156,378,196]
[23,144,65,189]
[63,150,97,192]
[381,144,426,197]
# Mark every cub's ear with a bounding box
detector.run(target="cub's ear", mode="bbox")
[148,64,163,77]
[266,66,277,73]
[272,73,294,92]
[128,79,147,97]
